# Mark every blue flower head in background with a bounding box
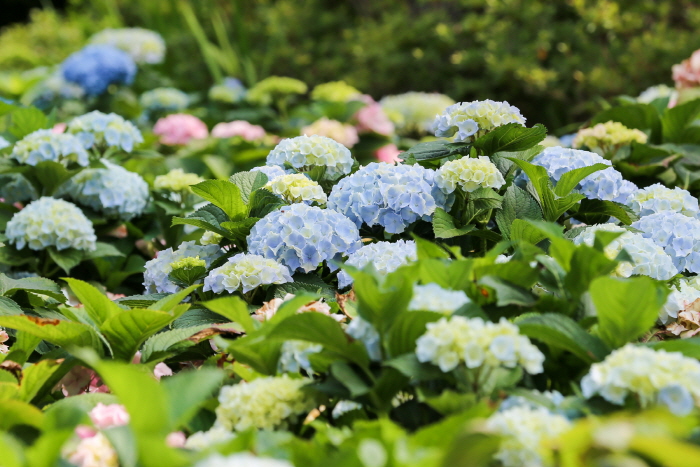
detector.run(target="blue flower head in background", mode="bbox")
[61,45,136,96]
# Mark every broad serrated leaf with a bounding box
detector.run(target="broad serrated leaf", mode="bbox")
[220,218,260,242]
[47,247,83,274]
[18,359,69,403]
[272,273,336,301]
[400,140,471,161]
[662,99,700,143]
[0,274,64,301]
[191,180,246,221]
[0,315,103,356]
[24,160,78,196]
[172,204,230,238]
[509,219,548,245]
[63,278,122,326]
[0,399,44,430]
[0,296,23,316]
[147,284,201,312]
[385,311,442,358]
[495,185,542,239]
[8,107,49,139]
[229,171,268,204]
[469,187,503,210]
[162,368,225,427]
[473,123,547,156]
[432,208,476,239]
[83,242,125,260]
[140,324,211,362]
[101,310,182,361]
[571,199,637,225]
[553,163,609,197]
[248,188,286,218]
[201,295,258,334]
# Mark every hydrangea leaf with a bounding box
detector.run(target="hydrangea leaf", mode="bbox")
[63,277,123,325]
[248,188,286,218]
[190,180,246,221]
[201,295,258,334]
[18,358,71,403]
[0,273,64,302]
[432,208,476,239]
[473,123,547,156]
[229,170,268,205]
[0,399,44,430]
[47,247,83,274]
[161,367,224,428]
[569,199,637,225]
[385,310,442,358]
[400,140,471,162]
[171,204,230,239]
[495,185,543,240]
[0,315,104,356]
[8,107,49,140]
[553,163,609,197]
[661,99,700,144]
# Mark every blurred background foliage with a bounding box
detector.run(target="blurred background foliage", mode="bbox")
[1,0,700,130]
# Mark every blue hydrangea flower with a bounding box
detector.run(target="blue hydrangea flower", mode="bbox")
[59,160,149,221]
[266,135,354,178]
[338,240,417,288]
[143,241,223,294]
[11,129,89,167]
[632,211,700,274]
[203,253,293,294]
[89,28,166,65]
[346,317,382,361]
[5,197,96,251]
[208,77,247,104]
[0,136,9,150]
[0,174,38,204]
[61,45,136,96]
[327,162,453,234]
[140,87,189,113]
[627,183,700,218]
[67,111,143,152]
[29,73,85,108]
[520,147,636,204]
[247,204,361,273]
[278,340,323,374]
[251,165,290,181]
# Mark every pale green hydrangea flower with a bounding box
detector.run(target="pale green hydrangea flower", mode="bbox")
[408,283,471,314]
[140,87,189,113]
[435,156,505,193]
[311,81,362,102]
[170,256,206,270]
[203,253,293,294]
[380,92,455,135]
[573,121,648,154]
[433,100,526,142]
[200,231,223,246]
[153,168,204,192]
[67,111,143,152]
[265,173,327,205]
[246,76,307,106]
[626,183,699,218]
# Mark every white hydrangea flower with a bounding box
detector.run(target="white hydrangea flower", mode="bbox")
[90,28,166,64]
[60,160,149,220]
[278,340,323,373]
[637,84,677,104]
[265,173,327,205]
[380,92,455,135]
[627,183,700,218]
[433,100,526,142]
[338,240,417,288]
[200,231,224,246]
[346,316,382,361]
[573,224,678,280]
[435,156,505,194]
[485,406,571,467]
[632,211,700,274]
[581,344,700,415]
[203,253,293,294]
[0,136,10,150]
[194,453,293,467]
[408,283,471,314]
[662,277,700,324]
[153,168,204,192]
[184,426,235,451]
[11,129,89,166]
[143,241,223,294]
[266,135,354,178]
[64,432,119,467]
[6,197,96,251]
[498,389,566,413]
[215,375,315,431]
[67,111,143,153]
[331,400,363,419]
[415,316,544,374]
[140,87,189,113]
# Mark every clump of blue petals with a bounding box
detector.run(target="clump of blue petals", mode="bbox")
[67,111,143,152]
[632,211,700,274]
[337,240,417,288]
[61,45,136,96]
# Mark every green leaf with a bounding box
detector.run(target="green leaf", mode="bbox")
[18,359,69,403]
[385,353,444,381]
[0,399,44,430]
[662,99,700,143]
[330,361,370,397]
[495,185,543,239]
[148,284,201,312]
[172,204,230,238]
[590,276,669,348]
[4,331,41,365]
[168,266,207,289]
[473,123,547,156]
[0,296,23,316]
[273,273,336,301]
[24,160,78,196]
[83,242,125,260]
[571,199,638,225]
[477,276,535,307]
[400,140,471,161]
[220,217,260,242]
[385,311,442,358]
[162,368,224,428]
[223,337,282,375]
[412,235,451,260]
[8,107,48,139]
[0,315,104,355]
[515,313,610,363]
[229,171,268,204]
[508,158,558,221]
[191,180,246,221]
[47,247,83,274]
[432,208,476,239]
[469,187,503,210]
[247,188,286,218]
[352,269,414,333]
[140,324,216,363]
[63,278,122,326]
[201,296,257,334]
[553,163,609,197]
[0,273,64,301]
[101,309,183,361]
[509,219,547,245]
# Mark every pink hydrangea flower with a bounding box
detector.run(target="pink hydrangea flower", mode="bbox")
[375,144,403,164]
[153,362,173,380]
[58,366,109,396]
[354,96,394,136]
[75,425,97,439]
[673,50,700,89]
[153,114,208,145]
[89,403,130,430]
[211,120,266,141]
[301,117,359,148]
[52,122,67,134]
[0,329,8,354]
[166,431,187,448]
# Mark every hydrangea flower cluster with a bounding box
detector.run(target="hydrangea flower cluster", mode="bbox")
[327,162,452,234]
[662,277,700,324]
[11,129,89,166]
[211,121,266,141]
[195,453,294,467]
[31,73,85,106]
[301,117,359,148]
[251,165,289,181]
[60,160,149,220]
[153,114,208,145]
[673,49,700,89]
[265,174,327,205]
[184,426,235,451]
[433,100,526,142]
[354,96,395,136]
[6,197,96,251]
[67,111,143,152]
[61,45,136,96]
[337,240,417,288]
[573,224,677,280]
[169,256,206,271]
[435,156,505,194]
[637,84,678,104]
[208,77,247,104]
[311,81,362,102]
[632,211,700,274]
[203,253,293,294]
[626,183,700,218]
[415,316,545,374]
[485,406,571,467]
[278,340,323,373]
[525,147,637,204]
[247,204,361,273]
[200,232,224,246]
[408,283,471,314]
[214,375,315,431]
[143,241,223,294]
[89,28,166,64]
[266,135,354,178]
[246,76,308,106]
[346,317,382,361]
[572,121,648,154]
[153,168,204,192]
[0,174,37,204]
[581,344,700,415]
[139,87,189,113]
[380,92,455,135]
[64,432,119,467]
